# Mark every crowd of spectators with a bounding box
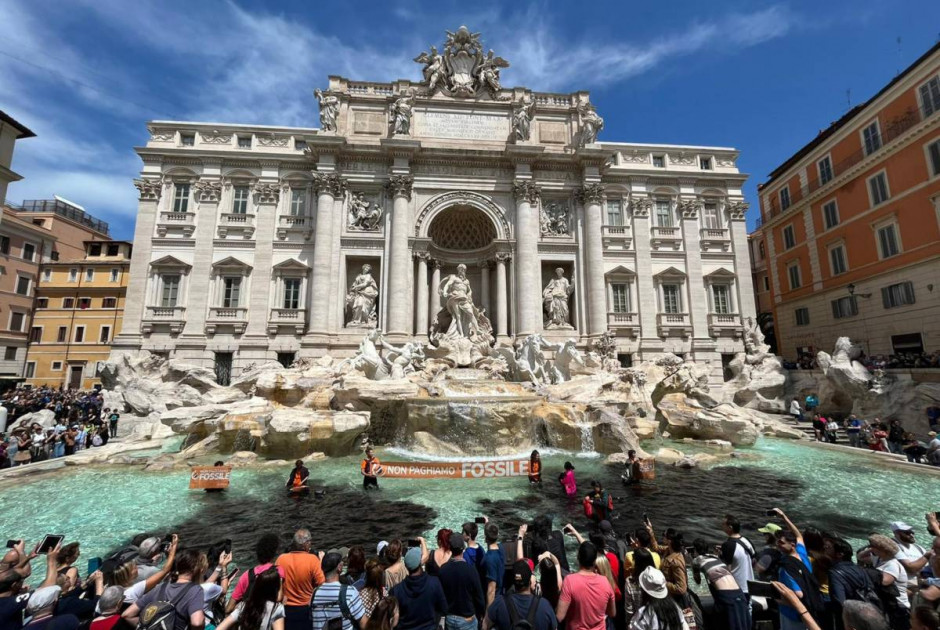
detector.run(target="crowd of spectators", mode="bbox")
[784,351,940,371]
[0,386,120,468]
[4,504,940,630]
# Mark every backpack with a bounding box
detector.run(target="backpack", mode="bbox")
[311,584,352,630]
[779,556,825,621]
[830,567,885,616]
[137,582,199,630]
[506,593,541,630]
[862,567,901,613]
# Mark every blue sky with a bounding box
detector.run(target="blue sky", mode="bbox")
[1,0,938,239]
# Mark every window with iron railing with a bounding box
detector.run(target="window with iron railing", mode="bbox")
[863,121,882,155]
[818,156,833,185]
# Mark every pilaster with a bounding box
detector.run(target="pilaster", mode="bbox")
[579,182,607,336]
[385,174,414,336]
[244,181,280,337]
[306,173,344,339]
[727,201,757,320]
[631,195,659,349]
[679,198,709,341]
[512,180,542,336]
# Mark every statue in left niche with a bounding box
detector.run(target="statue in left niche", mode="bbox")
[345,264,379,327]
[315,89,339,132]
[346,192,382,231]
[389,89,416,136]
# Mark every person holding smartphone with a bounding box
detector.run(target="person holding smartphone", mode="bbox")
[771,508,824,630]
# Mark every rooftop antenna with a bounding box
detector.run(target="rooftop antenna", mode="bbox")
[896,36,902,75]
[846,89,851,110]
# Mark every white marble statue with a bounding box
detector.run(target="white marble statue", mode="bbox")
[512,94,534,142]
[552,339,584,382]
[540,202,570,236]
[413,46,446,94]
[341,329,389,380]
[347,192,382,231]
[413,27,509,98]
[345,264,378,327]
[315,89,339,132]
[476,49,509,95]
[389,89,415,136]
[380,338,426,380]
[578,102,604,146]
[542,268,574,329]
[440,264,483,339]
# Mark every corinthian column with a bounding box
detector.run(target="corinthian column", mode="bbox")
[308,173,344,336]
[512,181,542,337]
[580,183,607,336]
[480,260,491,316]
[385,175,414,336]
[495,253,510,339]
[430,259,442,322]
[415,252,430,337]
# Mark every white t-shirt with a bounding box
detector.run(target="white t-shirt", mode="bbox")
[894,540,926,580]
[875,558,910,609]
[628,603,690,630]
[229,601,286,630]
[726,537,755,593]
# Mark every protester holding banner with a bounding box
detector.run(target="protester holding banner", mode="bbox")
[285,460,309,495]
[361,448,381,491]
[529,450,542,485]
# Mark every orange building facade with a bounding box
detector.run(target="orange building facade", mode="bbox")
[753,42,940,362]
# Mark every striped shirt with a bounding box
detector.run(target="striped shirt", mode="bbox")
[311,582,365,630]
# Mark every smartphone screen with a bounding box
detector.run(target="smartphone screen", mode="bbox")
[474,517,486,524]
[87,557,102,574]
[5,540,18,549]
[407,539,421,548]
[37,535,64,554]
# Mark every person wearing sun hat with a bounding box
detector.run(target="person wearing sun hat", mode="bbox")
[754,522,783,579]
[630,567,689,630]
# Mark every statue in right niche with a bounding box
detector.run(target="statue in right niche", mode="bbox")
[543,267,574,329]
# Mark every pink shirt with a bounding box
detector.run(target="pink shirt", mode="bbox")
[232,563,286,601]
[559,571,614,630]
[563,470,577,497]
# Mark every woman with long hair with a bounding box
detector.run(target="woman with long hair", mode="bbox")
[365,596,398,630]
[529,450,542,484]
[629,567,688,630]
[425,529,452,576]
[359,558,387,619]
[122,544,206,629]
[56,542,81,587]
[537,552,564,608]
[106,535,178,606]
[343,546,367,587]
[594,554,621,600]
[217,566,284,630]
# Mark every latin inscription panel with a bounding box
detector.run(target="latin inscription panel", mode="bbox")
[415,109,509,141]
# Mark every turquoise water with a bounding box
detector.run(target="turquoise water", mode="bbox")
[1,439,937,578]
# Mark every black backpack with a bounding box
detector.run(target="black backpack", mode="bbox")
[506,594,541,630]
[137,582,199,630]
[311,584,353,630]
[779,556,825,621]
[862,567,901,613]
[830,566,885,616]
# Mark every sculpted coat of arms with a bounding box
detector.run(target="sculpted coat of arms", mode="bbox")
[414,26,509,98]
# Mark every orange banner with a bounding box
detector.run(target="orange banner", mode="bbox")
[189,466,232,489]
[376,459,529,479]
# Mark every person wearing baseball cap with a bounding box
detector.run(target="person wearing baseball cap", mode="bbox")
[754,523,783,578]
[438,532,484,630]
[632,567,688,629]
[483,560,557,630]
[889,521,929,581]
[26,585,79,629]
[390,547,447,630]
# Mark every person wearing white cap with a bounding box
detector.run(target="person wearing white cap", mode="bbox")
[629,567,688,630]
[889,521,930,581]
[25,585,80,629]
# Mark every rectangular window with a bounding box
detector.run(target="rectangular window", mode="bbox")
[829,245,847,275]
[107,244,119,256]
[29,327,41,343]
[882,281,915,309]
[762,276,769,291]
[920,75,940,117]
[89,243,102,256]
[862,121,882,155]
[818,156,833,185]
[223,277,242,308]
[52,361,62,371]
[102,297,117,308]
[78,298,91,309]
[173,183,190,213]
[57,326,67,343]
[99,326,111,343]
[180,133,195,146]
[68,268,78,282]
[4,347,16,361]
[795,307,810,326]
[25,362,35,378]
[36,298,48,309]
[783,224,796,249]
[868,172,889,205]
[22,243,35,262]
[662,284,681,314]
[699,157,712,170]
[110,268,119,282]
[237,135,252,148]
[74,326,85,342]
[283,278,301,309]
[711,285,731,314]
[85,268,94,282]
[62,297,74,309]
[0,236,9,254]
[277,352,296,368]
[161,274,180,307]
[232,186,250,214]
[15,275,30,296]
[606,200,622,226]
[702,203,720,229]
[655,200,672,227]
[822,201,839,229]
[9,312,24,332]
[290,189,306,216]
[928,138,940,176]
[779,186,791,211]
[831,296,858,319]
[50,250,59,261]
[652,155,665,168]
[42,268,51,282]
[611,284,629,313]
[787,263,801,290]
[877,223,900,258]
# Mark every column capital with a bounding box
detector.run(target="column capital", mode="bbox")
[678,198,699,220]
[252,181,280,205]
[432,259,443,270]
[480,260,491,269]
[727,200,749,221]
[632,196,652,217]
[134,178,163,201]
[414,251,431,261]
[495,252,512,263]
[512,180,541,204]
[577,183,605,205]
[312,173,347,197]
[385,175,414,200]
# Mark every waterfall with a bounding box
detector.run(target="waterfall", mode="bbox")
[232,428,257,452]
[576,421,596,455]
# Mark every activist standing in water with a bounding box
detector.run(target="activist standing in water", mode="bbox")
[529,450,542,485]
[285,459,309,495]
[361,447,380,490]
[559,461,577,498]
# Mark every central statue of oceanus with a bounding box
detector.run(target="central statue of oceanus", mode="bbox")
[427,263,495,366]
